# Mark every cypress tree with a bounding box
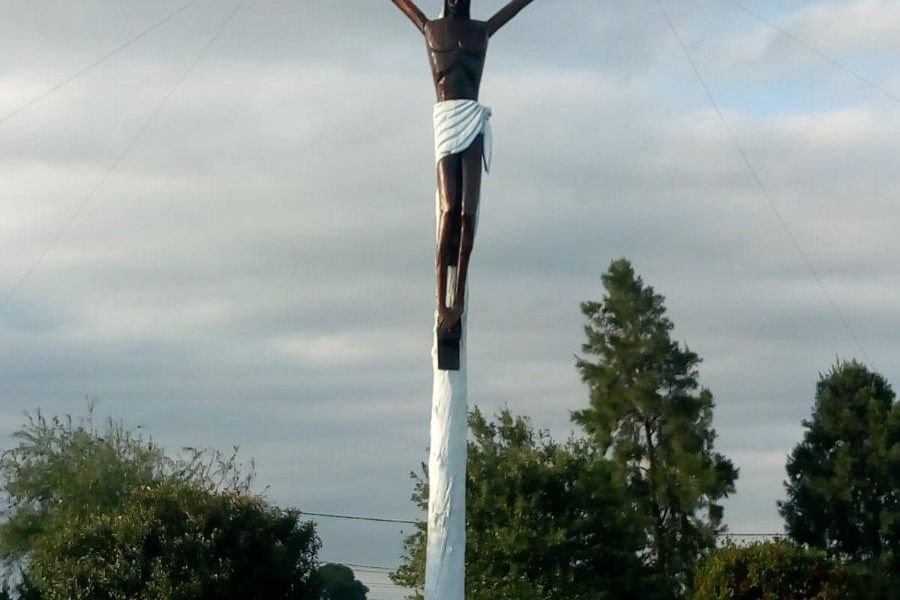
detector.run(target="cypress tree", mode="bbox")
[573,259,738,592]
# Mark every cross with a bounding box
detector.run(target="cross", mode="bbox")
[390,0,538,370]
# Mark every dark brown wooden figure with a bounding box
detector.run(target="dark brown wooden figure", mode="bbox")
[390,0,538,370]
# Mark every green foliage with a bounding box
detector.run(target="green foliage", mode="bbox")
[0,411,321,600]
[779,360,900,598]
[318,563,369,600]
[393,407,660,599]
[844,554,900,600]
[0,412,165,561]
[573,259,738,592]
[0,412,255,562]
[779,360,900,564]
[691,541,850,600]
[29,481,321,600]
[392,509,425,600]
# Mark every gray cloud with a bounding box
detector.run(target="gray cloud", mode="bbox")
[1,1,899,594]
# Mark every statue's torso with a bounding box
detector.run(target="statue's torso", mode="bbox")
[425,18,488,102]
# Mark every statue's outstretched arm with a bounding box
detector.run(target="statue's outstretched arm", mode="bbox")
[487,0,538,36]
[389,0,428,34]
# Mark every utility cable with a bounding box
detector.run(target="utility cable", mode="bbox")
[0,0,203,125]
[0,0,249,315]
[303,508,782,539]
[726,0,900,105]
[655,0,874,367]
[339,563,397,572]
[300,510,417,525]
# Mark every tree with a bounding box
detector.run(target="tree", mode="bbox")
[691,541,849,600]
[392,407,660,599]
[318,564,368,600]
[0,412,166,562]
[29,481,321,600]
[779,360,900,596]
[572,259,738,592]
[0,412,257,561]
[0,412,322,600]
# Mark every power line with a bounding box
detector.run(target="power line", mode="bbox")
[0,0,249,316]
[0,0,203,125]
[305,507,783,539]
[726,0,900,105]
[300,510,417,525]
[318,562,408,599]
[352,568,399,575]
[323,535,788,575]
[319,560,399,573]
[342,564,397,572]
[654,0,874,367]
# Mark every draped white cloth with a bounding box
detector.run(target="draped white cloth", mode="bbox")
[433,99,493,172]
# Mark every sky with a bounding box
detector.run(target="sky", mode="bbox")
[1,0,899,597]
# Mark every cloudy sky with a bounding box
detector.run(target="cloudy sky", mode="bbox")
[1,0,899,596]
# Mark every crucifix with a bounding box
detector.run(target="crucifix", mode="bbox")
[389,1,539,597]
[391,0,537,370]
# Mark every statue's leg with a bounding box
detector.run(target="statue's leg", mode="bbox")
[453,134,484,312]
[436,153,462,330]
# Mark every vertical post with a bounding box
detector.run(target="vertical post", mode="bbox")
[425,228,467,598]
[425,334,467,600]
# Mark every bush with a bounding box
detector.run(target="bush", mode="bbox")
[319,563,369,600]
[28,481,321,600]
[845,555,900,600]
[691,541,850,600]
[0,412,321,600]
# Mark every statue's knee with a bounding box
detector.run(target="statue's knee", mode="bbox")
[439,187,460,214]
[440,201,461,220]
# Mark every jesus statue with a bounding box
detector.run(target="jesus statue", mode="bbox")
[390,0,538,370]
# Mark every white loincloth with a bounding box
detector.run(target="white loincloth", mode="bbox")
[433,99,493,173]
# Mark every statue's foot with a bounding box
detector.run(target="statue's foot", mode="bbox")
[437,304,462,371]
[438,304,464,332]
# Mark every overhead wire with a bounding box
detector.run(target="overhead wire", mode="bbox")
[338,563,397,572]
[0,0,249,315]
[0,0,203,125]
[318,561,408,599]
[725,0,900,106]
[300,510,417,525]
[653,0,874,367]
[302,507,782,538]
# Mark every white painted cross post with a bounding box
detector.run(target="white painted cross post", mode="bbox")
[384,4,542,598]
[424,258,467,599]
